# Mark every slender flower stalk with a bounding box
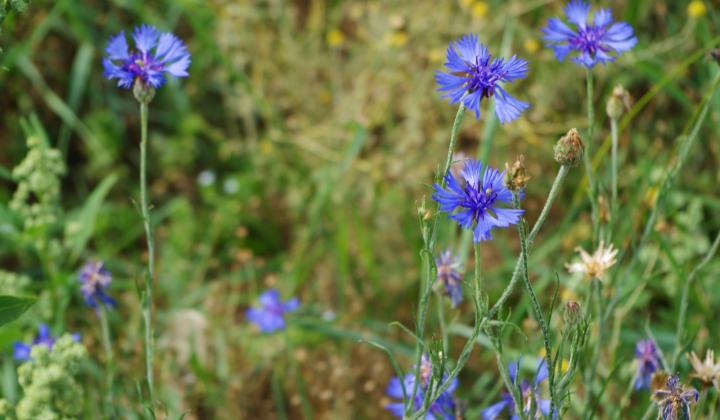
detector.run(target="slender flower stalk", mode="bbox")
[583,69,600,243]
[514,192,559,416]
[99,306,115,410]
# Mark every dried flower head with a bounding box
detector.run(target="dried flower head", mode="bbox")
[687,350,720,386]
[436,34,529,123]
[432,159,523,242]
[566,240,618,281]
[653,375,698,420]
[553,128,584,167]
[435,250,464,307]
[542,0,638,68]
[504,155,530,192]
[606,85,631,119]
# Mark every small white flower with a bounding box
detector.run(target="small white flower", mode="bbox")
[565,240,618,281]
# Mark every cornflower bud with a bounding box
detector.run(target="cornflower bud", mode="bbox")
[553,128,584,167]
[606,85,630,120]
[563,301,582,328]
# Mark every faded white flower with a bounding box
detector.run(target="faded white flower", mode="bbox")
[565,240,618,281]
[688,350,720,387]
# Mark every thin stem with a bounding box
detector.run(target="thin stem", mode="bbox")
[583,69,599,244]
[583,280,604,420]
[99,306,114,411]
[671,230,720,370]
[610,117,619,220]
[514,192,558,416]
[436,291,449,355]
[139,101,155,400]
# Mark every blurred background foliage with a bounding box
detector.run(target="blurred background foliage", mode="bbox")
[0,0,719,418]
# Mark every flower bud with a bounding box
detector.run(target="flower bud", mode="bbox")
[606,85,630,120]
[563,301,582,328]
[133,79,156,104]
[504,155,530,192]
[553,128,584,167]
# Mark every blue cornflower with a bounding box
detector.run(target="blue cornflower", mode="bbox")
[435,250,463,307]
[653,375,698,420]
[13,324,81,362]
[103,24,191,89]
[78,260,116,310]
[246,289,299,333]
[634,339,661,391]
[542,0,637,68]
[432,159,523,243]
[436,34,529,123]
[385,355,458,419]
[481,359,551,420]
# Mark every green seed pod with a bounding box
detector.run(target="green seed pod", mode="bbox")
[553,128,584,167]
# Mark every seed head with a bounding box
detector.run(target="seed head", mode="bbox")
[606,85,631,120]
[504,155,530,192]
[553,128,584,167]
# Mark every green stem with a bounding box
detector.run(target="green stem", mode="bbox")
[139,101,155,400]
[583,280,604,420]
[436,292,449,355]
[583,69,599,244]
[671,230,720,370]
[99,306,114,411]
[610,117,619,220]
[514,192,558,416]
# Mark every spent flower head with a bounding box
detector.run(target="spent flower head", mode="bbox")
[542,0,637,68]
[653,375,699,420]
[687,350,720,387]
[481,359,551,419]
[553,128,584,167]
[433,159,523,243]
[78,260,115,310]
[634,339,662,391]
[436,34,529,123]
[103,24,191,95]
[435,250,464,307]
[565,240,617,281]
[246,289,299,333]
[504,155,530,193]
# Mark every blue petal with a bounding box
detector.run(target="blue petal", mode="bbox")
[481,400,510,420]
[508,360,520,383]
[494,86,529,124]
[490,207,523,227]
[603,22,638,52]
[259,289,282,307]
[283,297,300,312]
[563,0,590,26]
[538,398,551,416]
[535,358,548,385]
[454,34,486,65]
[461,159,483,189]
[542,18,576,43]
[132,24,160,54]
[462,90,484,120]
[593,8,613,28]
[386,376,406,399]
[102,58,134,88]
[13,342,31,361]
[499,55,529,83]
[385,402,405,418]
[105,31,129,60]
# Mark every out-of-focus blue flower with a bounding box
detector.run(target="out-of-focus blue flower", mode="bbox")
[435,34,529,123]
[542,0,637,68]
[78,260,116,310]
[246,289,299,333]
[433,159,523,243]
[481,359,551,420]
[435,250,463,307]
[653,375,698,420]
[385,355,458,419]
[634,339,661,390]
[103,24,191,89]
[13,324,81,362]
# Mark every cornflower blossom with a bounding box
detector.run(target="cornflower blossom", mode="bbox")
[246,289,299,333]
[13,324,80,362]
[565,240,618,281]
[653,375,699,420]
[433,159,523,243]
[436,34,529,123]
[687,350,720,387]
[542,0,637,68]
[435,250,463,307]
[103,24,191,89]
[481,359,551,419]
[634,339,662,391]
[385,355,458,419]
[78,260,116,309]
